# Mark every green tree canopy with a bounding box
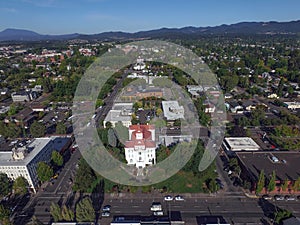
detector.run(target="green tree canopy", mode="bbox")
[55,122,67,135]
[61,205,74,222]
[50,202,62,222]
[282,179,289,192]
[268,171,276,192]
[274,208,292,224]
[256,170,265,194]
[26,216,44,225]
[207,179,219,193]
[76,197,95,222]
[73,158,97,192]
[292,177,300,192]
[13,176,28,195]
[51,151,64,167]
[30,121,46,138]
[0,204,10,225]
[37,162,53,182]
[0,173,11,198]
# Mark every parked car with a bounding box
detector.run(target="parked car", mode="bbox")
[274,195,285,201]
[150,202,162,211]
[103,205,111,211]
[101,211,110,217]
[262,194,272,200]
[285,195,296,201]
[153,211,164,216]
[174,195,184,201]
[164,195,173,201]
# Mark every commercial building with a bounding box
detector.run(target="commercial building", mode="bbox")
[222,137,260,154]
[0,136,71,192]
[104,103,133,128]
[162,101,184,121]
[236,151,300,193]
[125,125,156,168]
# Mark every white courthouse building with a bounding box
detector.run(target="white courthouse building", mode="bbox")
[0,136,71,192]
[124,125,156,168]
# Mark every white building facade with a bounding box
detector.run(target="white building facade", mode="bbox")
[124,125,156,168]
[0,137,70,192]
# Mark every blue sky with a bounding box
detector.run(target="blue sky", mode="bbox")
[0,0,299,34]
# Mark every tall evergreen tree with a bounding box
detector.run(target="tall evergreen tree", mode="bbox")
[256,170,265,194]
[268,171,276,192]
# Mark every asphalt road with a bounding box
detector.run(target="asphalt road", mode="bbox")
[99,192,300,225]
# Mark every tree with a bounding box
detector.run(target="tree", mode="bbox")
[55,122,66,135]
[207,179,219,193]
[173,119,181,127]
[256,170,265,194]
[50,202,62,222]
[73,158,97,192]
[282,179,289,192]
[41,77,53,93]
[26,216,44,225]
[13,176,28,195]
[61,205,74,222]
[0,204,10,225]
[7,103,18,116]
[276,78,285,97]
[37,162,53,182]
[107,128,117,147]
[274,208,292,224]
[292,177,300,192]
[30,121,46,138]
[0,173,11,198]
[268,171,276,192]
[156,107,163,116]
[76,197,95,222]
[51,151,64,167]
[104,121,112,129]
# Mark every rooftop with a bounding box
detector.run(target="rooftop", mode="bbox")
[0,136,70,166]
[223,137,260,151]
[236,151,300,181]
[104,110,132,122]
[162,101,184,120]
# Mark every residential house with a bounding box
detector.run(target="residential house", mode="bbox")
[228,101,243,113]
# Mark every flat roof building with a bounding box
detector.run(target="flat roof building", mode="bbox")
[236,151,300,193]
[162,101,184,120]
[0,136,71,192]
[104,103,133,128]
[223,137,260,153]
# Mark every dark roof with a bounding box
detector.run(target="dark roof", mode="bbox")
[237,151,300,182]
[13,107,34,121]
[283,217,300,225]
[228,101,241,108]
[242,100,257,108]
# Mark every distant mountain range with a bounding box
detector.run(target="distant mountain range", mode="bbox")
[1,20,300,41]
